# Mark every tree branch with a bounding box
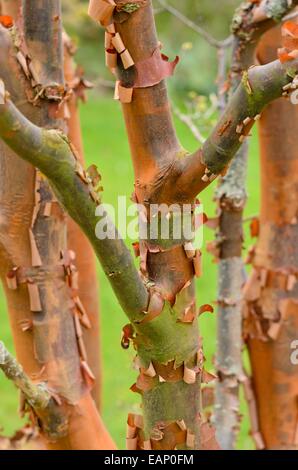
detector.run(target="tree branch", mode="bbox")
[0,76,148,323]
[172,105,205,144]
[0,341,51,408]
[176,55,298,200]
[0,341,67,439]
[175,0,298,202]
[157,0,232,49]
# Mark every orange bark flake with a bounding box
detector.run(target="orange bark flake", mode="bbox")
[199,304,214,316]
[282,21,298,51]
[279,20,298,63]
[278,48,296,63]
[218,119,232,136]
[250,217,260,238]
[0,15,13,28]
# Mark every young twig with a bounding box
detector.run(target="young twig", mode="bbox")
[173,105,206,144]
[157,0,232,49]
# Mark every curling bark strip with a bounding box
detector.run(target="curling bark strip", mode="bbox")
[89,0,178,103]
[0,1,114,450]
[213,0,298,449]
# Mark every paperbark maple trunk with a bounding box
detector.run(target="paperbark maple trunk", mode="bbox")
[111,1,203,450]
[89,0,298,450]
[0,0,113,449]
[2,0,102,409]
[244,26,298,450]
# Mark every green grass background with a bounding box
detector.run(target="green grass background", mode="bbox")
[0,95,260,450]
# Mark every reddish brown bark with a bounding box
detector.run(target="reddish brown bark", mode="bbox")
[245,26,298,450]
[0,1,114,449]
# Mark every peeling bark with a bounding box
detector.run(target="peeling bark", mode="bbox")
[93,0,209,449]
[0,1,114,450]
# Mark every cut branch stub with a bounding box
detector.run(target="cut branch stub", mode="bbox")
[0,341,68,440]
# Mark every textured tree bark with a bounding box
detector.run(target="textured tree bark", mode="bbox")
[0,1,114,450]
[214,40,250,451]
[112,1,206,450]
[244,25,298,450]
[63,32,102,412]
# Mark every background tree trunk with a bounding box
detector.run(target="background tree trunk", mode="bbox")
[245,26,298,450]
[213,1,298,449]
[63,31,102,412]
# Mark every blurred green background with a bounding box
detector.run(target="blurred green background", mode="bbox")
[0,0,261,450]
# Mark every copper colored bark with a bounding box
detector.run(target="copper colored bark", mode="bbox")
[245,26,298,450]
[0,1,114,449]
[89,0,298,449]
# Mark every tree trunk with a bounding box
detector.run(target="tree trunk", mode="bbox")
[111,1,203,450]
[0,0,114,449]
[63,31,102,412]
[245,26,298,450]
